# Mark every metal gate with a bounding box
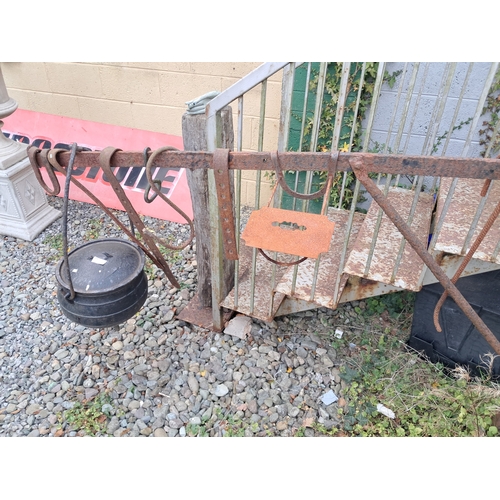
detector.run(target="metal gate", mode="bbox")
[203,62,500,339]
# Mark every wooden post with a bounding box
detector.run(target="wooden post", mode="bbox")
[181,106,235,311]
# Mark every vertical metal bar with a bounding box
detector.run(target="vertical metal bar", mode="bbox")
[331,62,351,150]
[292,63,312,211]
[330,62,351,209]
[365,63,408,276]
[363,173,393,276]
[347,62,367,148]
[249,79,267,315]
[338,62,366,209]
[299,63,312,152]
[402,63,430,154]
[428,177,459,252]
[333,179,363,305]
[423,63,457,156]
[394,63,420,154]
[384,63,409,154]
[309,175,334,302]
[278,63,295,153]
[206,110,225,330]
[461,181,494,255]
[391,176,425,282]
[233,96,244,309]
[303,62,327,206]
[362,63,386,152]
[441,63,474,156]
[277,63,296,210]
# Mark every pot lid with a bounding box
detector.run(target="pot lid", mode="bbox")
[56,239,145,294]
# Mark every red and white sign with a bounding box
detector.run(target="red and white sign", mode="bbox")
[2,109,192,223]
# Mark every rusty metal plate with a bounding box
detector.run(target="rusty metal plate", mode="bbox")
[275,209,365,308]
[344,187,435,291]
[177,292,233,332]
[241,207,335,259]
[434,178,500,263]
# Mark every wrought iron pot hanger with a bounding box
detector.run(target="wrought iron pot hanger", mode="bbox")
[27,144,195,290]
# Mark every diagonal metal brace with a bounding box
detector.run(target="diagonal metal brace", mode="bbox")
[350,158,500,356]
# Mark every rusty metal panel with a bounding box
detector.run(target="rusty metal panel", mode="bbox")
[241,207,335,259]
[434,178,500,263]
[220,243,288,322]
[274,209,365,308]
[344,187,434,291]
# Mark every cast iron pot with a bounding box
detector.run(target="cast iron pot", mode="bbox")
[56,238,148,328]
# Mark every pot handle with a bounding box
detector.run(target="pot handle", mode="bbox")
[61,143,81,301]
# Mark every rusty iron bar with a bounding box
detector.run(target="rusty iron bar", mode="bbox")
[35,150,500,180]
[350,158,500,356]
[433,188,500,332]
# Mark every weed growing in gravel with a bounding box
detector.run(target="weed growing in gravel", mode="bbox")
[43,233,64,258]
[84,218,104,240]
[58,393,113,436]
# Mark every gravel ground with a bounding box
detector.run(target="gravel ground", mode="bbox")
[0,195,371,437]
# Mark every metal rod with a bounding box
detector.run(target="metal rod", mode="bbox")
[249,79,268,314]
[304,62,328,213]
[391,176,425,283]
[293,62,312,211]
[427,177,459,252]
[333,179,362,305]
[29,149,500,179]
[441,63,474,156]
[402,63,430,155]
[233,96,244,309]
[460,180,493,255]
[363,174,393,276]
[362,63,386,152]
[384,63,409,155]
[423,63,456,156]
[394,63,420,155]
[331,62,351,209]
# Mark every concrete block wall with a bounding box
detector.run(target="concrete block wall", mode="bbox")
[1,62,283,206]
[365,62,494,158]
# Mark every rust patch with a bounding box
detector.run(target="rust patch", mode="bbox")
[339,275,405,303]
[177,293,233,332]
